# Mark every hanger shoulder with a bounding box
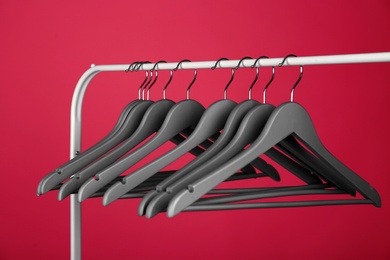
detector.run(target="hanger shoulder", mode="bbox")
[163,105,275,216]
[102,100,237,205]
[37,100,142,195]
[167,102,381,217]
[285,103,381,206]
[76,100,175,201]
[57,101,156,200]
[78,100,205,202]
[139,100,261,216]
[166,103,306,216]
[168,104,275,192]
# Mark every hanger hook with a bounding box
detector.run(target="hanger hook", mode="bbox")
[133,61,152,100]
[251,56,275,103]
[211,57,228,70]
[235,56,253,70]
[146,60,167,100]
[126,61,151,100]
[126,61,141,98]
[248,56,267,100]
[169,59,191,100]
[141,63,154,100]
[263,66,275,104]
[135,61,151,100]
[212,58,233,99]
[186,68,197,100]
[278,54,303,102]
[162,70,173,100]
[126,61,139,72]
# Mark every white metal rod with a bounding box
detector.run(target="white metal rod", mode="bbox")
[70,195,81,260]
[69,52,390,260]
[83,52,390,72]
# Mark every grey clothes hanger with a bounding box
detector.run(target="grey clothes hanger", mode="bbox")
[37,61,152,195]
[141,100,262,217]
[167,102,381,216]
[139,57,270,217]
[57,61,217,200]
[37,100,141,196]
[164,104,275,216]
[77,62,208,202]
[142,57,322,218]
[102,99,237,205]
[39,61,211,198]
[78,99,205,202]
[57,100,160,200]
[102,57,280,206]
[166,61,381,217]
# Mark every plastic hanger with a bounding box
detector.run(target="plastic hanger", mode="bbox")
[142,57,322,218]
[39,60,207,198]
[102,58,282,206]
[140,57,269,217]
[57,61,213,200]
[167,60,381,217]
[37,61,153,195]
[77,61,208,202]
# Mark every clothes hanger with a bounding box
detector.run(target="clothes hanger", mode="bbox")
[102,57,283,206]
[140,57,272,217]
[142,56,330,218]
[163,56,357,203]
[37,61,153,195]
[140,57,267,216]
[54,60,251,200]
[43,61,203,199]
[57,60,212,200]
[77,60,209,202]
[166,58,381,217]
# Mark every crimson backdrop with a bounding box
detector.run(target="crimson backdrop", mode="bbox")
[1,1,390,259]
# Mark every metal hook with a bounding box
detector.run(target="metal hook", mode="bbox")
[165,59,190,100]
[247,56,267,100]
[262,66,275,104]
[211,58,228,70]
[212,58,234,99]
[126,61,139,72]
[141,67,154,100]
[179,60,196,100]
[133,61,152,100]
[146,60,167,100]
[162,70,173,100]
[161,59,190,99]
[134,61,150,72]
[136,61,152,100]
[235,56,253,70]
[278,54,303,102]
[126,61,151,100]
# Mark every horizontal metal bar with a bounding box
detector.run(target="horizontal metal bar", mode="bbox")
[206,184,330,194]
[195,188,345,205]
[87,52,390,73]
[185,199,373,212]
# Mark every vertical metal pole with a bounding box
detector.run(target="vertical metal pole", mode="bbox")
[70,195,81,260]
[70,65,100,260]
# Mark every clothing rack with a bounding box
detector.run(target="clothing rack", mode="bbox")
[68,52,390,260]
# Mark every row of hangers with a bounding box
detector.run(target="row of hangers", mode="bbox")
[37,55,381,218]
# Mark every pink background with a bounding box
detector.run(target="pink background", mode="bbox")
[1,1,390,259]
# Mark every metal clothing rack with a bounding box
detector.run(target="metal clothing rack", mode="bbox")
[69,52,390,260]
